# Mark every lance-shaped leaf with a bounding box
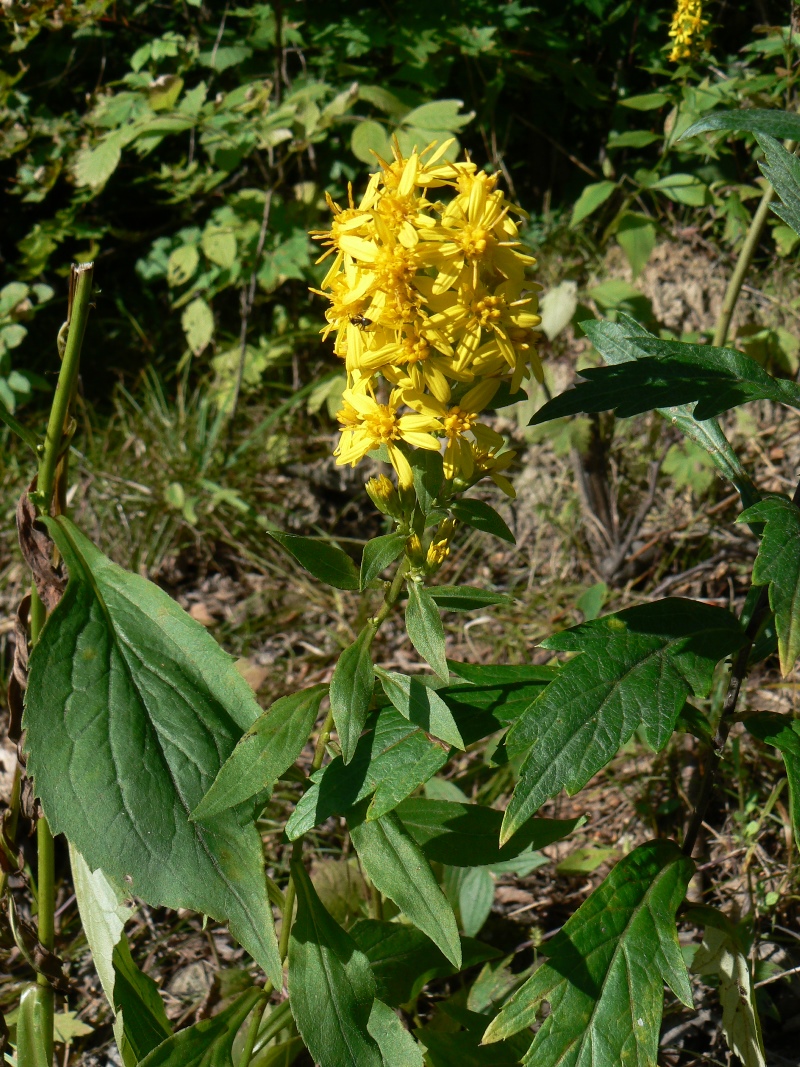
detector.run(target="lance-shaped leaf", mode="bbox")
[679,107,800,143]
[744,713,800,839]
[266,527,359,590]
[484,841,695,1066]
[137,987,263,1066]
[360,532,407,589]
[406,580,449,681]
[502,599,743,842]
[23,517,282,987]
[450,498,515,543]
[348,801,462,967]
[738,496,800,675]
[288,861,383,1067]
[375,667,464,749]
[428,586,512,611]
[367,1000,424,1067]
[330,623,378,764]
[192,684,327,820]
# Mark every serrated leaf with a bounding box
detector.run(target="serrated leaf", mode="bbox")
[679,108,800,143]
[137,988,262,1066]
[406,580,448,681]
[428,586,512,611]
[368,999,424,1067]
[484,840,695,1066]
[375,667,464,749]
[192,685,327,820]
[738,496,800,675]
[267,528,360,590]
[361,533,407,589]
[288,862,383,1067]
[24,517,282,987]
[181,297,214,354]
[330,624,377,763]
[348,801,462,967]
[744,713,800,840]
[571,180,617,227]
[502,599,743,842]
[396,799,578,867]
[755,132,800,239]
[450,498,515,543]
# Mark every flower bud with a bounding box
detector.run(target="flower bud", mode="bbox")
[365,474,401,517]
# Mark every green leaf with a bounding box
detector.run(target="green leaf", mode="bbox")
[650,172,709,206]
[484,840,695,1065]
[738,496,800,675]
[24,517,282,987]
[192,685,327,820]
[112,938,173,1064]
[53,1010,93,1043]
[350,919,500,1006]
[72,135,124,189]
[679,108,800,143]
[16,986,50,1067]
[447,866,494,937]
[288,861,383,1067]
[556,844,618,876]
[137,988,262,1066]
[570,180,617,227]
[620,92,670,110]
[428,586,512,611]
[201,227,237,269]
[616,213,656,279]
[348,802,462,967]
[167,243,200,287]
[251,1037,304,1066]
[375,667,464,749]
[744,713,800,840]
[406,580,449,681]
[450,499,515,544]
[446,661,558,686]
[607,130,660,149]
[401,100,473,131]
[181,297,214,354]
[396,799,578,866]
[368,1000,424,1067]
[361,533,407,590]
[411,449,444,513]
[69,844,133,1006]
[351,120,392,164]
[330,624,377,763]
[267,529,359,590]
[755,132,800,239]
[502,599,744,842]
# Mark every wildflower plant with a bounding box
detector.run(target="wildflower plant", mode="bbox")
[6,114,800,1067]
[667,0,709,64]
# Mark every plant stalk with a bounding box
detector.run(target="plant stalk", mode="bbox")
[237,992,269,1067]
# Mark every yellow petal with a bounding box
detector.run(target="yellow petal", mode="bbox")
[387,442,414,488]
[339,235,379,262]
[461,378,499,413]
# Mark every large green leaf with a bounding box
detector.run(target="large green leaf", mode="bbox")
[738,496,800,675]
[680,108,800,143]
[406,580,449,681]
[330,623,377,764]
[266,528,359,590]
[288,861,383,1067]
[138,988,262,1066]
[367,1000,424,1067]
[502,599,743,842]
[755,133,800,238]
[484,841,694,1066]
[23,517,282,986]
[348,801,462,967]
[192,685,327,820]
[375,667,464,749]
[744,713,800,839]
[396,799,578,866]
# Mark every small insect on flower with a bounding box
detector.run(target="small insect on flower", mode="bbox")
[349,315,373,328]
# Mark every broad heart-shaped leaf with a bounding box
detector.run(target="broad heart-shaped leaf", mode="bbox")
[502,599,743,843]
[406,580,449,681]
[739,496,800,675]
[347,800,462,968]
[23,517,282,987]
[450,498,515,544]
[679,107,800,143]
[137,987,262,1066]
[755,132,800,238]
[192,684,327,820]
[367,999,424,1067]
[266,527,359,590]
[428,586,512,611]
[396,799,579,867]
[484,840,695,1066]
[375,667,464,749]
[288,861,383,1067]
[579,316,758,506]
[533,331,800,424]
[744,713,800,840]
[360,532,407,589]
[330,623,378,764]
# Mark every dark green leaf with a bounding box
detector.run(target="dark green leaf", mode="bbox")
[745,713,800,840]
[738,496,800,676]
[755,133,800,238]
[367,1000,424,1067]
[350,919,500,1006]
[484,841,695,1065]
[450,499,515,544]
[286,706,448,838]
[138,988,262,1066]
[330,623,377,764]
[406,580,449,681]
[288,862,383,1067]
[375,667,464,749]
[679,108,800,143]
[24,518,282,986]
[348,802,462,967]
[428,586,512,611]
[412,449,444,514]
[396,799,579,866]
[112,939,172,1063]
[446,661,558,686]
[440,680,555,744]
[445,865,495,936]
[419,1027,528,1067]
[267,528,359,590]
[193,685,326,820]
[502,599,744,842]
[360,533,407,590]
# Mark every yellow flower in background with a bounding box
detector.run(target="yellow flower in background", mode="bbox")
[314,138,541,500]
[668,0,708,63]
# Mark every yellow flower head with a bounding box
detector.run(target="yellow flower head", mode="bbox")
[314,139,540,500]
[668,0,708,63]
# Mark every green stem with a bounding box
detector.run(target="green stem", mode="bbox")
[238,992,269,1067]
[712,186,776,348]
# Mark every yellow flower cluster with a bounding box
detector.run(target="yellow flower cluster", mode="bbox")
[668,0,708,63]
[311,139,541,496]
